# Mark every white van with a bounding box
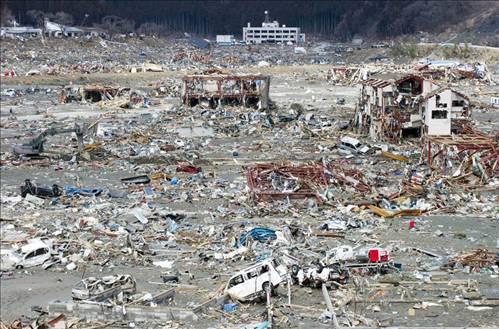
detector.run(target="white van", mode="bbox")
[1,239,52,270]
[224,258,287,301]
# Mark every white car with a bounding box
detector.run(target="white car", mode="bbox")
[338,136,370,155]
[224,258,287,301]
[1,239,52,270]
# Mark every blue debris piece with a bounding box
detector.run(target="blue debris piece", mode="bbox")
[254,321,270,329]
[239,227,276,246]
[223,303,238,312]
[64,185,103,197]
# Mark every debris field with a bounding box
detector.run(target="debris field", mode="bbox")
[0,37,498,329]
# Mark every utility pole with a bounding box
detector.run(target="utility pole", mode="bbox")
[81,13,89,27]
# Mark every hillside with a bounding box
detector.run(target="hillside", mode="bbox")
[2,0,498,44]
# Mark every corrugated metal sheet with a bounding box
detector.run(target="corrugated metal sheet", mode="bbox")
[190,38,210,49]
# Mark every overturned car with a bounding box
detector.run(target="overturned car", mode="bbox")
[20,179,62,199]
[224,258,287,301]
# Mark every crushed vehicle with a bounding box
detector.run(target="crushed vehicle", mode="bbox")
[291,261,350,287]
[13,123,85,156]
[1,88,17,98]
[161,273,180,283]
[335,97,346,105]
[322,245,393,269]
[224,258,287,301]
[322,245,355,265]
[0,239,53,270]
[20,179,62,198]
[337,136,370,155]
[291,246,396,287]
[72,274,137,300]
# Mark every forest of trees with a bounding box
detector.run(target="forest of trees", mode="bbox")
[1,0,496,40]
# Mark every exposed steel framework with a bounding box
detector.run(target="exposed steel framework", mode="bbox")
[245,164,328,201]
[182,74,270,109]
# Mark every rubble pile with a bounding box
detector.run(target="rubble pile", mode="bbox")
[1,38,341,77]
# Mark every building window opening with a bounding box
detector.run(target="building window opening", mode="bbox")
[432,110,448,119]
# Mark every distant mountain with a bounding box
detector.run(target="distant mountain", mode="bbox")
[2,0,498,41]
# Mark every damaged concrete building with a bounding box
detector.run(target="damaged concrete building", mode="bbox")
[182,74,270,109]
[355,73,471,141]
[421,87,471,135]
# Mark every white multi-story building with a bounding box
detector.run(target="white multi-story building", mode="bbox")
[243,11,305,44]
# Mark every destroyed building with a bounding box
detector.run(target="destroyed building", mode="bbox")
[182,74,270,109]
[60,85,129,103]
[44,20,85,38]
[421,87,470,135]
[421,129,498,179]
[355,73,471,141]
[243,10,305,44]
[245,164,328,201]
[0,23,105,40]
[0,26,42,39]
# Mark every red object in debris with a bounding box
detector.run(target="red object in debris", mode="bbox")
[409,220,415,229]
[411,173,425,185]
[368,248,390,263]
[176,165,201,174]
[4,69,16,77]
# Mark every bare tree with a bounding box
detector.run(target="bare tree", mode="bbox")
[137,22,164,36]
[0,4,15,27]
[27,9,46,31]
[99,15,135,36]
[51,11,74,26]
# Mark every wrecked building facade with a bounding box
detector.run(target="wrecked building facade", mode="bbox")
[60,85,130,103]
[355,74,471,141]
[421,87,471,135]
[182,74,270,109]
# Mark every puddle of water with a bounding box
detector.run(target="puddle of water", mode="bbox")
[175,126,214,138]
